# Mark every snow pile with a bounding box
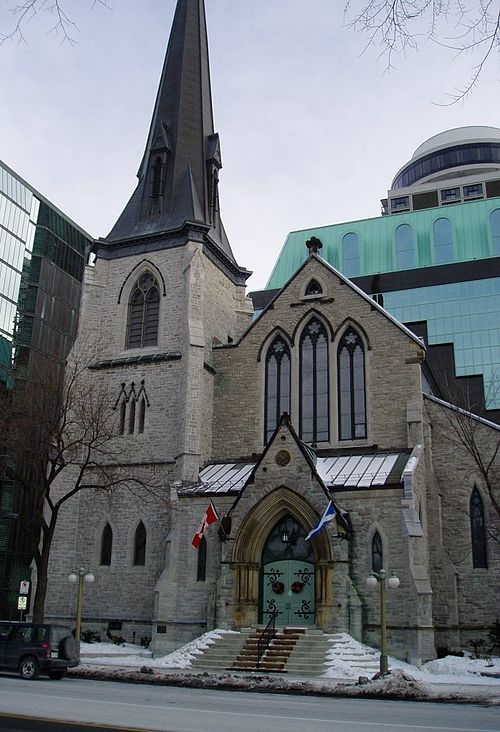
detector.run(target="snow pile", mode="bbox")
[80,641,152,657]
[81,630,236,669]
[336,670,431,700]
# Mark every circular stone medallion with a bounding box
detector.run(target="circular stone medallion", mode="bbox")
[275,449,291,466]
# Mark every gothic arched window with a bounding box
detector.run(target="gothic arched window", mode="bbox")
[128,399,136,435]
[197,535,207,581]
[433,218,454,264]
[395,224,416,269]
[100,523,113,566]
[126,272,160,349]
[342,233,360,278]
[265,336,291,443]
[300,318,329,443]
[138,398,146,434]
[338,327,366,440]
[133,521,147,566]
[470,487,487,568]
[118,399,126,436]
[372,531,383,573]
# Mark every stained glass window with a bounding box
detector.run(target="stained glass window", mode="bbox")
[470,487,487,568]
[126,272,160,349]
[338,327,366,440]
[134,522,147,566]
[100,523,113,566]
[300,318,329,443]
[265,336,291,443]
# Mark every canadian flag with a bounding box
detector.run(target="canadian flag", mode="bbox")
[192,501,219,548]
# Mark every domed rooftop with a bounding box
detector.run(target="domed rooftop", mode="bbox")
[391,125,500,190]
[412,126,500,159]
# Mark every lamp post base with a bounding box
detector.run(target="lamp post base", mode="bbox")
[380,654,389,674]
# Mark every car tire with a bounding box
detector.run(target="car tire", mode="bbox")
[60,636,77,661]
[19,656,40,680]
[47,670,66,680]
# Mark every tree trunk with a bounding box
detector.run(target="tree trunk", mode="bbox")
[31,512,57,623]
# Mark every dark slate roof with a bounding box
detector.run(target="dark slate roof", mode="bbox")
[97,0,241,273]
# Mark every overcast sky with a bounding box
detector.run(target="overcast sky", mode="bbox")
[1,0,499,290]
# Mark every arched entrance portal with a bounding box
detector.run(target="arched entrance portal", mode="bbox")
[231,486,334,631]
[261,514,315,626]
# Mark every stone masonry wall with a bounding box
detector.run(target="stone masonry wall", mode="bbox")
[212,257,424,459]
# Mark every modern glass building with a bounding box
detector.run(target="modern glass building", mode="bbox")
[254,127,500,422]
[0,161,92,617]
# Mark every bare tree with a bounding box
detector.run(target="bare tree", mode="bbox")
[426,377,500,540]
[0,353,164,622]
[344,1,500,102]
[1,0,110,46]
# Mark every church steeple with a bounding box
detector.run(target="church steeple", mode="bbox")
[98,0,248,282]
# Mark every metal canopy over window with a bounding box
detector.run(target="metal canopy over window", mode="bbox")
[180,451,410,496]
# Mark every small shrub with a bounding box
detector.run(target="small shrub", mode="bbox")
[80,629,101,644]
[467,638,487,658]
[108,633,126,645]
[140,635,151,648]
[436,645,464,658]
[488,619,500,655]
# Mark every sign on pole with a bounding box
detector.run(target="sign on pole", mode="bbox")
[19,581,30,595]
[17,596,27,610]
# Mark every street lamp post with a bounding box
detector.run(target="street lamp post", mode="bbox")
[68,568,95,654]
[366,568,400,674]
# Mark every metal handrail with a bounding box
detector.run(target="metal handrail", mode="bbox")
[256,611,278,669]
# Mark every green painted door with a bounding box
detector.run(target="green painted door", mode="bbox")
[262,559,315,626]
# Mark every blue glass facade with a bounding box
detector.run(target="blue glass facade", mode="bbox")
[383,279,500,409]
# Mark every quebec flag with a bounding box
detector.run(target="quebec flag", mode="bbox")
[305,501,335,541]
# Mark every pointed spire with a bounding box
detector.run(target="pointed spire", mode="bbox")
[99,0,248,281]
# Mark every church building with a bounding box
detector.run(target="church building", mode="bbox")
[44,0,500,666]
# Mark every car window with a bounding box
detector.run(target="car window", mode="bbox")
[10,626,33,642]
[34,626,48,642]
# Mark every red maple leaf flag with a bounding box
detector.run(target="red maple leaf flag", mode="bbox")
[192,501,219,548]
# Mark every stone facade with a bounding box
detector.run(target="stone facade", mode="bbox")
[44,251,500,665]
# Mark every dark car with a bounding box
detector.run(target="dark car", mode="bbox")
[0,622,79,680]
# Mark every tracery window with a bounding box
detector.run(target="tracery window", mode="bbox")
[433,218,454,264]
[126,272,160,349]
[395,224,416,269]
[197,536,207,581]
[470,487,487,568]
[100,523,113,567]
[265,336,291,443]
[372,531,383,573]
[300,318,329,443]
[133,521,147,566]
[338,327,366,440]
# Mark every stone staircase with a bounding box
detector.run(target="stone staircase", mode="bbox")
[325,633,380,676]
[231,627,306,672]
[189,630,253,673]
[190,628,381,678]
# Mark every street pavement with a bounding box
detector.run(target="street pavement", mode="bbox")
[0,675,499,731]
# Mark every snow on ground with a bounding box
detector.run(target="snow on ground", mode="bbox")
[323,632,500,686]
[81,630,237,669]
[80,630,500,687]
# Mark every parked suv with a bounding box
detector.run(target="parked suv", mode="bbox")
[0,622,79,680]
